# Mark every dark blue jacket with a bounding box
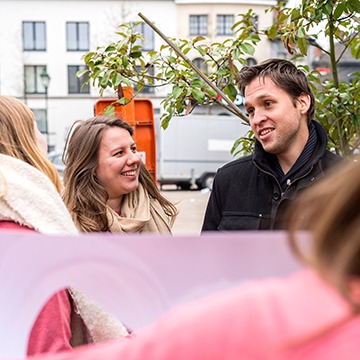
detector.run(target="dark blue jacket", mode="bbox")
[201,121,343,231]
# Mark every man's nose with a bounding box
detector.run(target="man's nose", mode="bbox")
[251,109,267,125]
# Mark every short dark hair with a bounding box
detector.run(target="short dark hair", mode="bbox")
[237,58,315,123]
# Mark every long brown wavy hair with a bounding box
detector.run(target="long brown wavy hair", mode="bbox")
[0,96,62,192]
[287,158,360,308]
[62,116,177,232]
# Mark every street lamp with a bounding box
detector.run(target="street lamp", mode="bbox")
[40,67,50,150]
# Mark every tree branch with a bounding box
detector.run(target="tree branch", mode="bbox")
[138,12,249,122]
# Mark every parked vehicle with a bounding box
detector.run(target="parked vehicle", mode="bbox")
[156,114,249,190]
[48,150,65,178]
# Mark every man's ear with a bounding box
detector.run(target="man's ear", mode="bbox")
[297,93,311,115]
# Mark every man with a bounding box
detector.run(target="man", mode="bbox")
[202,58,343,231]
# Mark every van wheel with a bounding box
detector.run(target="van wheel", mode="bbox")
[177,181,191,190]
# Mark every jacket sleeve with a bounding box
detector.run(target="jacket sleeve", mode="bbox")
[27,289,73,355]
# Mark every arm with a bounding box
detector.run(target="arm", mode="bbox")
[27,289,73,355]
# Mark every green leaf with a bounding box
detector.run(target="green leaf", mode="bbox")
[298,37,308,55]
[130,51,142,58]
[350,41,360,59]
[104,106,115,116]
[333,2,346,19]
[76,69,89,78]
[112,72,121,87]
[290,8,301,21]
[122,56,129,67]
[104,45,116,52]
[266,26,278,40]
[348,0,360,12]
[192,36,206,44]
[192,88,206,102]
[172,86,183,99]
[297,26,306,38]
[84,52,94,63]
[240,42,255,55]
[226,83,238,100]
[167,56,177,64]
[196,46,206,56]
[99,70,113,87]
[118,98,131,105]
[191,79,203,87]
[206,87,218,97]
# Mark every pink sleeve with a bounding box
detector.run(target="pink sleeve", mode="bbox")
[0,221,35,231]
[0,222,73,354]
[27,289,73,355]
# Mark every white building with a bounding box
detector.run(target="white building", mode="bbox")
[0,0,275,151]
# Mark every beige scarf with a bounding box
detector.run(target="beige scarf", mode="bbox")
[0,154,128,345]
[107,183,173,234]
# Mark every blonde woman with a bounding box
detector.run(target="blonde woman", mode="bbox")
[62,116,177,233]
[0,96,128,355]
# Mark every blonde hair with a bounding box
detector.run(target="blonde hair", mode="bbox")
[0,96,62,192]
[287,158,360,307]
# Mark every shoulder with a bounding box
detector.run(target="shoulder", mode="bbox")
[217,154,254,174]
[123,271,320,359]
[322,150,345,168]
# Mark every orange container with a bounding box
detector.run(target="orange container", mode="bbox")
[94,88,156,181]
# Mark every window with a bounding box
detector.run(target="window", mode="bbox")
[251,15,259,32]
[32,109,47,133]
[68,65,89,94]
[135,22,154,51]
[189,15,208,36]
[193,58,208,74]
[23,22,46,51]
[134,65,155,94]
[67,22,89,51]
[217,15,234,36]
[24,65,47,94]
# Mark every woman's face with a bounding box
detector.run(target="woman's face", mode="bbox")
[34,121,47,156]
[95,126,142,208]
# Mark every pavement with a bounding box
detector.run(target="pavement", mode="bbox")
[161,188,211,236]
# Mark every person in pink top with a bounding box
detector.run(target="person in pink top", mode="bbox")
[0,96,128,356]
[22,158,360,360]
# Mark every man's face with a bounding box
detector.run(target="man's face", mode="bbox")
[244,76,310,161]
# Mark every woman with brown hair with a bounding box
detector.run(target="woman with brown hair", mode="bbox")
[62,116,177,234]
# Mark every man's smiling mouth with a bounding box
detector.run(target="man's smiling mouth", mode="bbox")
[259,128,274,136]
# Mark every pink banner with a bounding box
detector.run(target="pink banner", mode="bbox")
[0,231,305,358]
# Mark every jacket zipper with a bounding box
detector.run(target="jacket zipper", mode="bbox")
[282,165,314,195]
[254,162,315,196]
